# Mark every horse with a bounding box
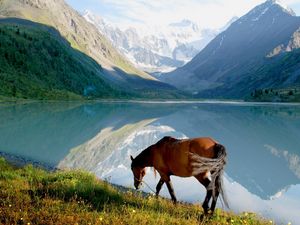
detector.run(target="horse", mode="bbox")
[130,136,228,214]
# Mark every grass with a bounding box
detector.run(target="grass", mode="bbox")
[0,158,269,225]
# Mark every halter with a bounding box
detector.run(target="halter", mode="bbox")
[134,176,156,194]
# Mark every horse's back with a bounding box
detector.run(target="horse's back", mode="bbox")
[157,136,217,158]
[153,136,218,177]
[189,137,217,158]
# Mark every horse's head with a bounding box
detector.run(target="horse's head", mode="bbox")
[130,155,146,189]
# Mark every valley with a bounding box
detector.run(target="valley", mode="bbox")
[1,0,300,101]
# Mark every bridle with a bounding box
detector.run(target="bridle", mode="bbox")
[133,174,156,194]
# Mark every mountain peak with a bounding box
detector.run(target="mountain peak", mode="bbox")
[168,19,199,29]
[163,0,300,97]
[168,19,199,33]
[240,0,296,23]
[169,19,193,27]
[264,0,296,16]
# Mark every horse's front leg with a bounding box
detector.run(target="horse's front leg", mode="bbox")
[156,178,164,196]
[166,178,177,204]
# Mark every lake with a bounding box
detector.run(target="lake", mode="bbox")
[1,101,300,224]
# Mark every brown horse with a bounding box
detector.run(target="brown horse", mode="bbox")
[130,136,228,214]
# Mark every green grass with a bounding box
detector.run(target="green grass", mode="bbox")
[0,158,269,225]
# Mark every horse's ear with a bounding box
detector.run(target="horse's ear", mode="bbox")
[130,155,134,161]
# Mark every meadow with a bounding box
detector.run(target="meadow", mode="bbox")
[0,158,269,225]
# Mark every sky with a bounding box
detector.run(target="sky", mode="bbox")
[65,0,300,29]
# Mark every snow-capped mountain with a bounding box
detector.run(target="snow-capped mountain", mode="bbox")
[83,10,221,73]
[162,0,300,97]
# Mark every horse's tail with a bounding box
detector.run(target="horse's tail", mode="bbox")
[213,144,229,209]
[189,143,229,208]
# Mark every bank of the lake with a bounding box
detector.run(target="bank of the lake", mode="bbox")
[0,158,269,225]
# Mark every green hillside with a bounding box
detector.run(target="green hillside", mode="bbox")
[0,158,267,224]
[0,20,127,100]
[237,49,300,102]
[0,0,152,80]
[197,48,300,102]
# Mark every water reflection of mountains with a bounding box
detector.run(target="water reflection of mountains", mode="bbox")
[0,102,177,165]
[0,102,299,199]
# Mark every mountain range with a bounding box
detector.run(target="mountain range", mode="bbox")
[0,0,300,101]
[0,0,182,99]
[161,0,300,99]
[83,11,237,74]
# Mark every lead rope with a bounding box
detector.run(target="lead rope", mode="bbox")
[134,177,156,194]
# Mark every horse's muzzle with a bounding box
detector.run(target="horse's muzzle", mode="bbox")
[134,182,141,190]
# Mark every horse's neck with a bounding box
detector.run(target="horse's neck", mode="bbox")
[136,148,153,167]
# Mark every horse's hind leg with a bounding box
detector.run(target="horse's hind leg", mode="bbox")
[194,173,212,214]
[156,178,164,196]
[210,175,220,213]
[203,190,213,214]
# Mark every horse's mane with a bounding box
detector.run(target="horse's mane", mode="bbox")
[132,147,153,168]
[132,136,177,168]
[156,136,178,145]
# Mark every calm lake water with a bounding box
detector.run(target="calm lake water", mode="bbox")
[1,101,300,224]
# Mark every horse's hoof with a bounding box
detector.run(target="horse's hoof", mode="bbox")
[198,213,212,221]
[202,207,209,215]
[203,209,213,216]
[198,214,206,221]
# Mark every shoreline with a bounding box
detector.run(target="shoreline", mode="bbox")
[1,98,300,106]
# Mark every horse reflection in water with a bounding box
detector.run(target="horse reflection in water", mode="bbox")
[130,136,228,214]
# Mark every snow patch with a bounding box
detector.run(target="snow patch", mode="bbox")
[252,7,269,21]
[268,0,295,15]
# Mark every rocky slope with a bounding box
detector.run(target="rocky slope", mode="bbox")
[0,0,181,97]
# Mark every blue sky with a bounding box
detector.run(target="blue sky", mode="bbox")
[65,0,300,29]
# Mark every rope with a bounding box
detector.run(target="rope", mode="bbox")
[134,177,156,194]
